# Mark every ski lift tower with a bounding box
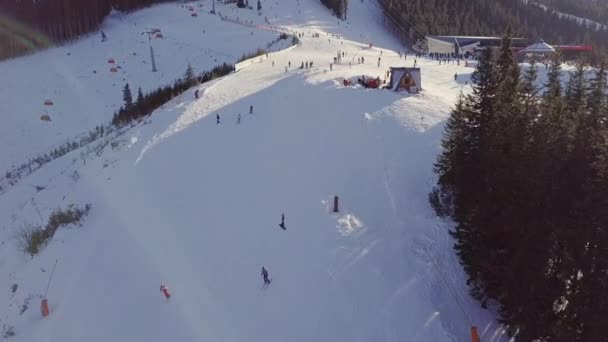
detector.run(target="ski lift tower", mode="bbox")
[142,29,158,72]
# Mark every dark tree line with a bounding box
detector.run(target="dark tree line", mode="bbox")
[431,30,608,340]
[319,0,347,20]
[112,63,234,126]
[537,0,608,26]
[0,0,173,60]
[378,0,608,63]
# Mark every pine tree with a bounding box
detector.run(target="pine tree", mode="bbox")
[136,87,144,115]
[565,62,587,115]
[544,52,563,103]
[237,0,246,8]
[123,83,133,109]
[586,60,607,129]
[519,59,540,121]
[469,47,497,141]
[184,63,195,88]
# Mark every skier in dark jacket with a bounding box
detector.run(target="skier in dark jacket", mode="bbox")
[279,213,286,230]
[216,113,220,124]
[261,267,271,286]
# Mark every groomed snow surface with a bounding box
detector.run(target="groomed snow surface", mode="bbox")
[1,0,514,341]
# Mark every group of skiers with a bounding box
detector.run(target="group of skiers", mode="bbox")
[299,60,314,69]
[213,105,253,125]
[160,211,285,298]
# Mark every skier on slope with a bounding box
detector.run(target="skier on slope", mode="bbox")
[279,213,286,230]
[160,284,171,299]
[216,113,221,124]
[250,105,253,114]
[261,267,271,286]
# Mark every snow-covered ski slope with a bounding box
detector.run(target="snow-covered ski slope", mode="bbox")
[0,2,284,171]
[0,0,513,341]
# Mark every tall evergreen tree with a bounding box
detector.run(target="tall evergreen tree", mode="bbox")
[136,87,144,113]
[565,62,587,115]
[587,60,607,128]
[184,64,195,88]
[123,83,133,109]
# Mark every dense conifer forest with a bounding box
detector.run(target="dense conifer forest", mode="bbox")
[431,31,608,340]
[378,0,608,63]
[537,0,608,25]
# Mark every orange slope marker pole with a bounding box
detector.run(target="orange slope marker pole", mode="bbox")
[471,326,480,342]
[41,260,58,318]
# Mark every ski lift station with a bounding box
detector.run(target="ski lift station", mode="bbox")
[426,35,530,55]
[426,35,592,56]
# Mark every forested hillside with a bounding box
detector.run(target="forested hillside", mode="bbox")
[537,0,608,25]
[0,0,173,60]
[431,32,608,341]
[378,0,608,62]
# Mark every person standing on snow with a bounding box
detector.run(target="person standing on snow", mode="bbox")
[249,105,253,114]
[261,267,271,286]
[194,89,199,99]
[237,113,241,124]
[216,113,221,124]
[279,213,286,230]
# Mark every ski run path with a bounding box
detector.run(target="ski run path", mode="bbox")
[0,0,533,341]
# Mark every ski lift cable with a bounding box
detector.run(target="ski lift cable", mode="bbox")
[44,259,59,299]
[423,247,474,328]
[373,0,427,41]
[372,0,419,39]
[375,5,427,48]
[365,0,419,41]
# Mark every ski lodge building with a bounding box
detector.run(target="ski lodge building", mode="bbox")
[426,36,529,55]
[425,36,592,56]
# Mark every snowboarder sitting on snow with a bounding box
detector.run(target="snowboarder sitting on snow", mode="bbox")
[261,267,271,286]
